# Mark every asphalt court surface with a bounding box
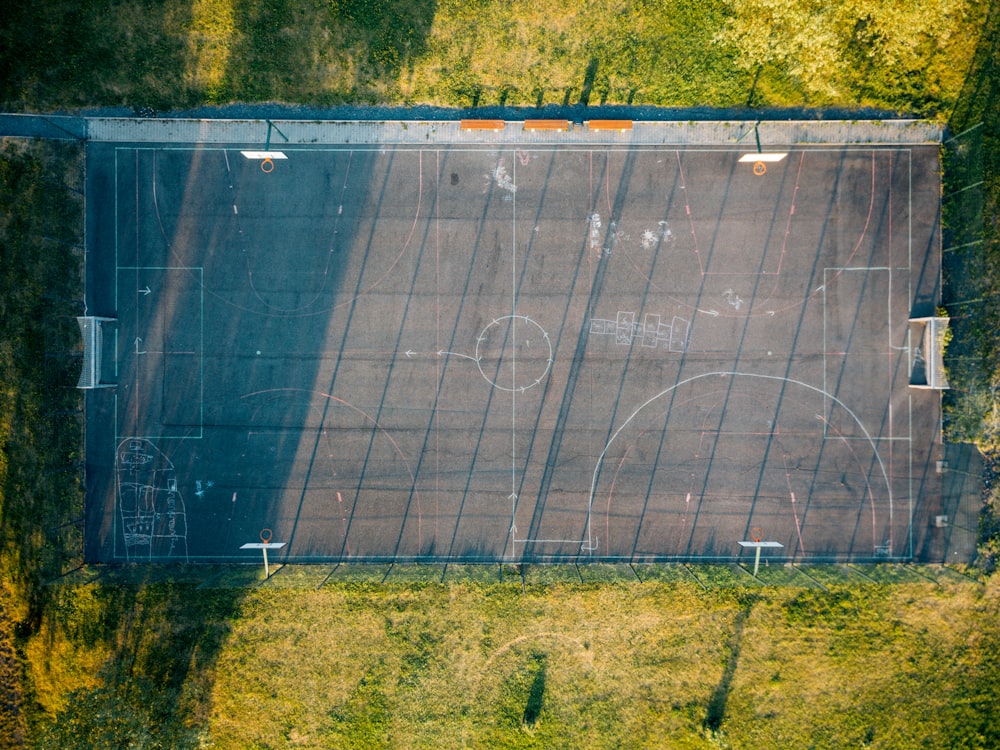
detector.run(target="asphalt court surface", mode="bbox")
[84,139,946,563]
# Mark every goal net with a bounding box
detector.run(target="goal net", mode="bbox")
[909,316,950,390]
[77,316,116,389]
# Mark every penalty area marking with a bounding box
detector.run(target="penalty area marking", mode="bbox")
[821,267,905,441]
[582,371,893,555]
[114,266,204,440]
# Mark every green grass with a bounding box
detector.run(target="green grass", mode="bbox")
[939,0,1000,567]
[20,573,1000,749]
[0,139,84,608]
[27,579,246,748]
[0,0,988,113]
[0,138,85,745]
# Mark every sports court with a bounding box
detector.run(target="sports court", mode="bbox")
[81,120,947,564]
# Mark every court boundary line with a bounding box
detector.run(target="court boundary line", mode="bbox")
[111,145,925,155]
[90,141,937,563]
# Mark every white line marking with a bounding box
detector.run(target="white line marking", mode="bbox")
[584,372,893,554]
[437,350,479,362]
[511,150,518,530]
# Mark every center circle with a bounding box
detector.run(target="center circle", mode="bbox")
[475,315,553,392]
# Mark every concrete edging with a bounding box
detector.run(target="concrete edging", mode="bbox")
[83,117,942,146]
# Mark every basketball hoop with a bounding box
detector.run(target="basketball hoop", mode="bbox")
[738,152,787,175]
[240,150,287,170]
[241,529,285,577]
[739,531,782,576]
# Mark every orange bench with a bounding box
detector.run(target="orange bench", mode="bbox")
[523,119,570,132]
[588,120,633,131]
[460,119,506,131]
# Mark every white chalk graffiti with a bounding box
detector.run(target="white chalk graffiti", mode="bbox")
[491,159,517,193]
[116,438,189,560]
[640,222,673,250]
[722,288,744,311]
[589,311,690,352]
[659,220,674,243]
[588,213,602,250]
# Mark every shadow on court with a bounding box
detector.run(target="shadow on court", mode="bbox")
[84,139,950,566]
[84,144,382,563]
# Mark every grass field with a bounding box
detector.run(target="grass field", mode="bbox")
[2,0,1000,746]
[942,0,1000,568]
[23,568,1000,749]
[0,138,85,745]
[0,0,988,113]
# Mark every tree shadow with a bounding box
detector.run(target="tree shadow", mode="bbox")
[947,0,1000,133]
[32,569,248,748]
[940,0,998,446]
[579,58,599,106]
[220,0,438,103]
[0,139,86,629]
[521,652,547,728]
[0,0,197,111]
[703,596,754,733]
[336,0,437,76]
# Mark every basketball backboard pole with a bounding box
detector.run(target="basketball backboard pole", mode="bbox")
[738,540,784,577]
[241,121,290,171]
[264,119,288,152]
[735,120,761,146]
[240,542,286,577]
[240,529,285,578]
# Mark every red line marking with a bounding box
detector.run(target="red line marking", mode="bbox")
[335,150,424,311]
[817,413,883,552]
[675,152,703,275]
[241,388,423,550]
[773,152,804,278]
[605,151,613,216]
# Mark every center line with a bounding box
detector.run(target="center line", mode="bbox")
[511,152,518,549]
